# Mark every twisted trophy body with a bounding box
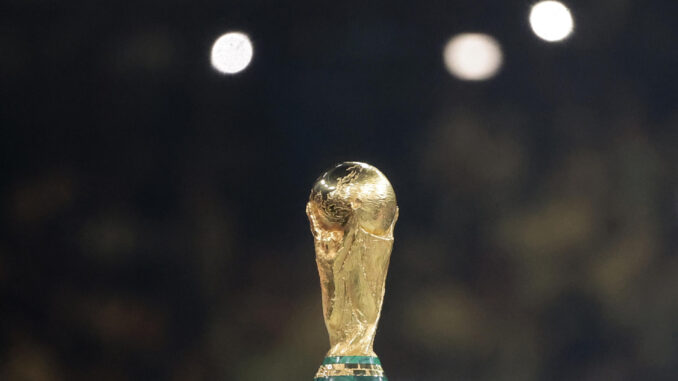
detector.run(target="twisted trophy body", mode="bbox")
[307,162,398,380]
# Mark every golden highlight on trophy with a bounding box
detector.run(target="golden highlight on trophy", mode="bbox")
[306,162,398,381]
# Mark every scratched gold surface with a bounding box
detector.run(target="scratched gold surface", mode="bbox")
[306,162,398,357]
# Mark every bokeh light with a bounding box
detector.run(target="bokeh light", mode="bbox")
[443,33,503,81]
[529,1,574,42]
[210,32,253,74]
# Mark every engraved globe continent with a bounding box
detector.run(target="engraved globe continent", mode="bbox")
[308,162,397,237]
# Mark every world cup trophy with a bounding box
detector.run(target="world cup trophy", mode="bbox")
[306,162,398,381]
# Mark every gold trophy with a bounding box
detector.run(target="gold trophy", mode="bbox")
[306,162,398,381]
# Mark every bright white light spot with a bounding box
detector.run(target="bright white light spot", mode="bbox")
[529,1,574,42]
[443,33,503,81]
[210,32,253,74]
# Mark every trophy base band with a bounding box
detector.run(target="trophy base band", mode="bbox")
[314,356,388,381]
[313,376,388,381]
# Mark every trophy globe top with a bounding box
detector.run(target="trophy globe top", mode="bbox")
[308,162,397,237]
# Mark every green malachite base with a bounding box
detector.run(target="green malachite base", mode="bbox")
[314,356,388,381]
[314,377,387,381]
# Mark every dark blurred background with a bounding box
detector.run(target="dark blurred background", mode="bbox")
[2,0,678,380]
